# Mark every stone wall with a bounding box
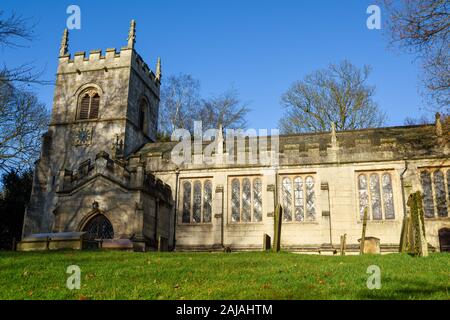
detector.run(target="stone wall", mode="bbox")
[143,121,450,252]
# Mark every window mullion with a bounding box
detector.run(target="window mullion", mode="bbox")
[240,178,243,222]
[379,173,385,220]
[88,95,92,119]
[291,178,295,222]
[430,171,437,218]
[367,180,372,220]
[250,178,254,222]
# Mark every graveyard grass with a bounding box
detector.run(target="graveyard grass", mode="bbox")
[0,251,449,300]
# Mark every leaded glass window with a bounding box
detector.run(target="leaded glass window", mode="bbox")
[282,178,293,222]
[229,176,263,223]
[280,175,315,222]
[231,178,240,222]
[305,176,316,221]
[420,168,450,219]
[433,170,448,217]
[203,180,212,223]
[370,174,382,220]
[421,171,435,218]
[193,181,202,223]
[180,179,213,224]
[358,174,369,220]
[358,171,396,221]
[382,173,395,219]
[182,181,191,223]
[294,177,304,222]
[242,178,252,222]
[253,178,263,222]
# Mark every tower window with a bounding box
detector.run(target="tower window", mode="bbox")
[77,89,100,120]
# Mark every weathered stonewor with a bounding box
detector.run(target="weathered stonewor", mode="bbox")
[21,21,450,253]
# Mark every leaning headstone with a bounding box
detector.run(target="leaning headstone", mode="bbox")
[360,208,368,255]
[340,234,347,256]
[399,215,410,253]
[407,192,428,257]
[273,204,283,253]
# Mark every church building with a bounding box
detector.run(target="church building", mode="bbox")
[22,21,450,253]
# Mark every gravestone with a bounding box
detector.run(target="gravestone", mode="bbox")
[263,234,271,251]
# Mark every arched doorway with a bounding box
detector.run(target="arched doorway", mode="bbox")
[82,215,114,240]
[439,228,450,252]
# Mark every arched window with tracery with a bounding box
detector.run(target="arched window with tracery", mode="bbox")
[82,215,114,240]
[78,89,100,120]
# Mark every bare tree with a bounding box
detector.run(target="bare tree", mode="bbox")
[0,11,48,88]
[0,11,33,48]
[159,74,250,137]
[158,73,201,135]
[382,0,449,112]
[404,115,432,125]
[200,89,250,130]
[279,60,386,134]
[0,83,48,173]
[0,11,49,173]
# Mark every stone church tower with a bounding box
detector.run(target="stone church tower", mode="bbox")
[23,21,165,238]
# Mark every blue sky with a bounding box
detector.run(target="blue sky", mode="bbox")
[2,0,427,129]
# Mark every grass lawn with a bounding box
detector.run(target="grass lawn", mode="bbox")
[0,251,449,300]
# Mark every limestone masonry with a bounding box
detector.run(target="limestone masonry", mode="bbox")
[22,21,450,253]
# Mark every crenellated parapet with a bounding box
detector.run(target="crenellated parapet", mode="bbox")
[136,123,450,170]
[58,151,131,192]
[57,21,161,97]
[57,151,172,204]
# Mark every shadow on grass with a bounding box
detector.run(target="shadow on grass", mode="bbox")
[355,276,450,300]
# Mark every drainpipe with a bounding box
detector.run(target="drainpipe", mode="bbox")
[327,187,333,247]
[172,168,180,251]
[221,187,224,247]
[154,198,159,248]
